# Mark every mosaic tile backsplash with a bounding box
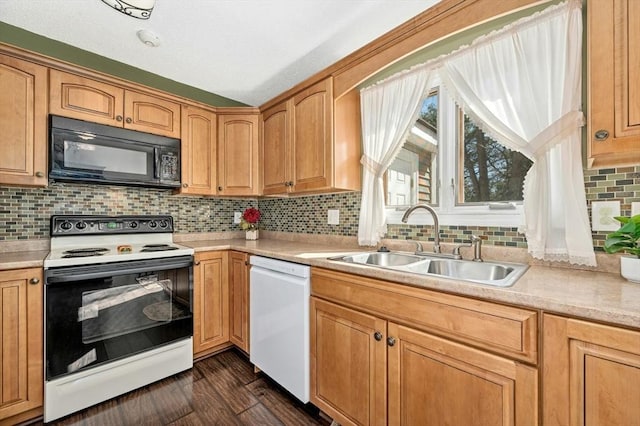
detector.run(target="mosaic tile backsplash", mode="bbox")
[2,165,639,251]
[0,182,255,240]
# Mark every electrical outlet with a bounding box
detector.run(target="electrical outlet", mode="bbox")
[328,209,340,225]
[632,202,640,217]
[233,211,242,224]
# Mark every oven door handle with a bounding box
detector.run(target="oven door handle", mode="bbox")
[46,257,193,284]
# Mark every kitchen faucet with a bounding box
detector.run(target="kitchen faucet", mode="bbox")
[401,204,441,254]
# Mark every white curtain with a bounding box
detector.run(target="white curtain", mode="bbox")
[437,0,595,265]
[357,70,432,246]
[358,0,596,266]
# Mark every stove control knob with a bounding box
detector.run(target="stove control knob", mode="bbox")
[60,221,72,231]
[159,220,168,228]
[75,221,87,230]
[129,222,138,229]
[148,221,157,228]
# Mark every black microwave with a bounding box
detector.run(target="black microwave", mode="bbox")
[49,115,181,189]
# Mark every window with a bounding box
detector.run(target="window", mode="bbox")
[385,85,533,226]
[460,114,533,204]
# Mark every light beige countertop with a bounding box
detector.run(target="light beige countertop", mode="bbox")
[182,238,640,329]
[0,250,49,270]
[1,237,638,329]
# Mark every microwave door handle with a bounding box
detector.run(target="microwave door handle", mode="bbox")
[154,147,160,179]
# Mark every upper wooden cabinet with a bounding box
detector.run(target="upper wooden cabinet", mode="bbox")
[180,105,217,195]
[0,55,48,187]
[261,77,361,195]
[217,114,260,196]
[587,0,640,167]
[0,268,43,424]
[49,69,181,138]
[543,314,640,426]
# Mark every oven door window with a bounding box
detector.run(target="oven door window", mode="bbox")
[45,258,192,381]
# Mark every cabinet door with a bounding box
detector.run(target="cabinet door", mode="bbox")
[588,0,640,167]
[310,297,387,426]
[49,69,124,127]
[543,314,640,426]
[229,251,249,352]
[124,91,181,138]
[0,56,47,187]
[261,101,291,195]
[387,322,537,426]
[180,105,217,195]
[0,268,43,422]
[291,78,333,192]
[217,114,260,196]
[193,251,229,357]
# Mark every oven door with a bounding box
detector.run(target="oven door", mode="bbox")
[44,256,193,381]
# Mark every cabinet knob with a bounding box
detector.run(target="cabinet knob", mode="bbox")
[182,183,188,188]
[116,115,123,122]
[244,261,249,266]
[194,261,200,266]
[594,129,609,141]
[387,336,396,347]
[35,171,44,178]
[374,331,383,341]
[29,277,40,285]
[218,186,223,191]
[125,117,133,124]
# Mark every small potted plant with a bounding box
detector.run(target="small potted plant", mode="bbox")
[604,214,640,283]
[240,207,261,240]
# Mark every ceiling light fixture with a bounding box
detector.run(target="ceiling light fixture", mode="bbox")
[100,0,155,19]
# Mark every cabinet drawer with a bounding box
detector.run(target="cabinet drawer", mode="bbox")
[312,268,537,363]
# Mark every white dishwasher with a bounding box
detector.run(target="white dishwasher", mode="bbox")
[249,256,310,403]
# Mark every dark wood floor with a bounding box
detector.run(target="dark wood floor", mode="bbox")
[35,349,330,426]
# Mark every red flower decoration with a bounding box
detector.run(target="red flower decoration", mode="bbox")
[240,207,261,230]
[243,207,261,223]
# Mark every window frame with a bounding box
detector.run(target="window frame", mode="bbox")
[385,85,525,228]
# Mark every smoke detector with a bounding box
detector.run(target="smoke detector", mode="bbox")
[137,29,161,47]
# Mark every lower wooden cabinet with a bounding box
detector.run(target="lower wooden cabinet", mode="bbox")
[229,251,250,352]
[193,251,230,357]
[543,314,640,425]
[311,297,537,426]
[0,268,43,423]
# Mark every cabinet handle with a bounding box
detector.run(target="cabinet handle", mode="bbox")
[35,171,44,178]
[116,115,123,122]
[29,277,40,285]
[182,183,188,188]
[374,331,383,341]
[125,117,133,124]
[594,129,609,141]
[387,336,396,347]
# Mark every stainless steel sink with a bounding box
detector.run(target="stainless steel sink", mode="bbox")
[331,251,426,267]
[329,251,528,287]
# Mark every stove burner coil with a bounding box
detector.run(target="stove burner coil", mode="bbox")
[62,248,109,258]
[141,244,179,252]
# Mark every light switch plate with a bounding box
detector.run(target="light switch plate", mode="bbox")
[591,201,621,231]
[233,211,242,224]
[328,209,340,225]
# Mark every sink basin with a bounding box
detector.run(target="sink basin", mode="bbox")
[331,252,426,267]
[329,251,528,287]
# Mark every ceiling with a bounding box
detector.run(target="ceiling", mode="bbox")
[0,0,439,106]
